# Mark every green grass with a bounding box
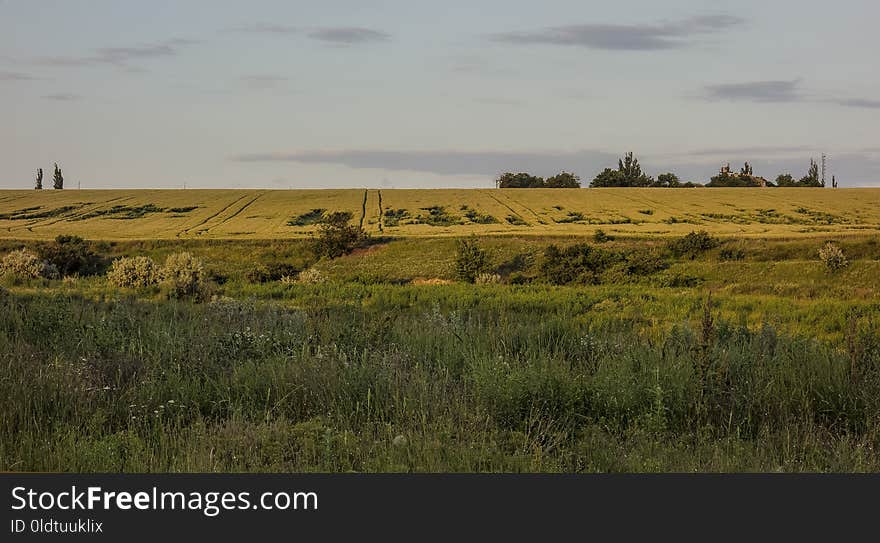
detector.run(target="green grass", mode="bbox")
[2,290,879,472]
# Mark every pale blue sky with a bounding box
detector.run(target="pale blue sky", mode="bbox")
[2,0,879,188]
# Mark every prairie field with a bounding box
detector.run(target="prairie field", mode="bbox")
[2,188,880,240]
[3,188,880,472]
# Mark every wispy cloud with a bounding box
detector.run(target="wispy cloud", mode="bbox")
[0,70,38,81]
[33,38,196,69]
[704,80,801,103]
[232,148,618,176]
[42,92,81,101]
[229,24,389,45]
[701,80,880,110]
[832,98,880,109]
[307,27,390,45]
[490,15,744,51]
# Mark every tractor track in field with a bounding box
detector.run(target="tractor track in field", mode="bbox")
[481,190,529,225]
[203,191,267,234]
[503,192,544,223]
[377,189,384,232]
[359,189,368,230]
[179,193,253,237]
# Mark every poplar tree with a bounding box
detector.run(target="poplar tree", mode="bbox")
[53,163,64,190]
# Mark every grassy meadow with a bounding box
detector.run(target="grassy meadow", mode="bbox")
[2,188,880,472]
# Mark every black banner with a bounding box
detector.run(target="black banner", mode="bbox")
[1,474,877,541]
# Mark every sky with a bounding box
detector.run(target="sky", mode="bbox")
[2,0,879,189]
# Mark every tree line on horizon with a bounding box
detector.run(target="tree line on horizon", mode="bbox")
[497,152,836,189]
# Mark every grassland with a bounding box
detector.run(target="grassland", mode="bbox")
[2,188,880,240]
[2,188,880,472]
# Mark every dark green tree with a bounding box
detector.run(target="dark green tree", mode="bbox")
[454,237,489,283]
[654,172,681,187]
[497,172,545,188]
[311,211,367,259]
[775,173,795,187]
[35,168,43,190]
[52,163,64,190]
[544,171,581,188]
[590,168,625,187]
[798,159,821,187]
[590,152,653,187]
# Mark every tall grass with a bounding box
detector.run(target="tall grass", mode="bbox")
[2,291,879,472]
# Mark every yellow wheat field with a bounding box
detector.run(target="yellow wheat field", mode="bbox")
[0,188,879,240]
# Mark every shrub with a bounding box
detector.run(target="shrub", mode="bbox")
[383,209,409,227]
[719,246,746,261]
[106,256,161,288]
[455,238,489,283]
[541,243,614,285]
[656,273,703,288]
[415,206,459,227]
[312,212,367,259]
[623,247,669,276]
[246,262,299,284]
[475,273,502,284]
[819,242,848,273]
[288,208,327,227]
[297,268,325,284]
[37,235,104,276]
[593,229,613,243]
[461,206,498,224]
[161,252,207,299]
[0,249,56,279]
[667,231,720,259]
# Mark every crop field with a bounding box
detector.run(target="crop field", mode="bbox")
[2,188,880,240]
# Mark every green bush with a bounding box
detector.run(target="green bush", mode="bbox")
[667,231,720,259]
[106,256,161,288]
[297,268,325,284]
[475,273,502,284]
[37,235,104,277]
[819,242,848,273]
[246,262,299,284]
[455,238,489,283]
[312,212,367,259]
[593,229,614,243]
[161,252,207,299]
[719,246,746,261]
[541,243,614,285]
[623,247,669,276]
